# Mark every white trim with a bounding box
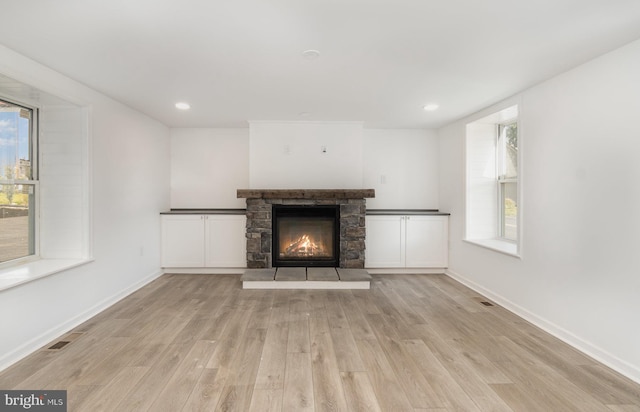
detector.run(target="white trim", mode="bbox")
[366,268,446,275]
[162,267,246,274]
[0,258,93,291]
[462,95,522,125]
[82,105,93,259]
[0,269,163,372]
[463,239,520,258]
[445,268,640,385]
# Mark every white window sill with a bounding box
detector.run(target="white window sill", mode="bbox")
[0,258,94,292]
[465,238,520,258]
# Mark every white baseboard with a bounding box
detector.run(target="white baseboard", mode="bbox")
[445,269,640,385]
[366,268,446,275]
[0,269,164,372]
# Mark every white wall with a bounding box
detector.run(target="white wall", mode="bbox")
[249,121,364,189]
[170,124,440,210]
[465,122,497,239]
[363,129,439,210]
[39,104,90,258]
[438,38,640,382]
[170,128,248,208]
[0,44,170,370]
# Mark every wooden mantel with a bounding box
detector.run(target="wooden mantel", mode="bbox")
[237,189,375,199]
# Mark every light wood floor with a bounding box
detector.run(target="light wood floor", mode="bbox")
[1,274,639,411]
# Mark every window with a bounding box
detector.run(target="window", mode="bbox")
[0,75,91,289]
[466,104,520,256]
[0,99,37,265]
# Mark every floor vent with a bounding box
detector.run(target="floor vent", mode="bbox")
[48,341,70,350]
[480,301,494,307]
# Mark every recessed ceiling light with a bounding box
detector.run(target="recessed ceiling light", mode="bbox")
[423,103,439,111]
[302,49,320,59]
[175,102,191,110]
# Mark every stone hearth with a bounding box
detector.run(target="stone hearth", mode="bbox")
[237,189,375,269]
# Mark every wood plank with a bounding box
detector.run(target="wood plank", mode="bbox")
[253,292,289,390]
[275,267,306,281]
[283,353,314,411]
[326,291,365,372]
[337,291,377,340]
[310,331,350,411]
[492,336,611,412]
[287,316,311,354]
[248,389,283,412]
[340,371,383,412]
[149,340,217,412]
[214,327,266,412]
[366,314,443,409]
[237,189,375,199]
[420,330,515,412]
[401,339,489,412]
[355,338,415,411]
[115,343,192,411]
[490,383,550,412]
[73,366,149,412]
[307,267,339,281]
[180,368,220,411]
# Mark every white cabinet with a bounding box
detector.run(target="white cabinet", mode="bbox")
[204,215,247,267]
[404,215,449,267]
[365,215,448,268]
[161,214,246,268]
[161,215,205,267]
[365,215,405,267]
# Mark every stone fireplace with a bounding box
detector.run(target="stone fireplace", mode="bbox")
[237,189,375,269]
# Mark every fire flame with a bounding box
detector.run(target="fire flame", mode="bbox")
[283,234,327,257]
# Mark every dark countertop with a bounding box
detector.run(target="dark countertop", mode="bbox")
[162,208,450,216]
[161,209,246,215]
[366,209,450,216]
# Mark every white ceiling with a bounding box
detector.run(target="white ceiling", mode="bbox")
[1,0,640,129]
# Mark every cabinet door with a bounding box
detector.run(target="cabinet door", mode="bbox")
[405,215,449,268]
[365,215,405,268]
[205,215,247,267]
[161,215,205,267]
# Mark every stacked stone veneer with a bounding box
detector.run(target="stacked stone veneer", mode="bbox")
[238,189,375,269]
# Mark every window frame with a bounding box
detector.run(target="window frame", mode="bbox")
[0,97,40,267]
[465,102,521,257]
[497,120,518,242]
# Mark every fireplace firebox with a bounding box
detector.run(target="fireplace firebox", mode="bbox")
[272,205,339,267]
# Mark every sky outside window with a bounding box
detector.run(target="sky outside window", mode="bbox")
[0,102,31,180]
